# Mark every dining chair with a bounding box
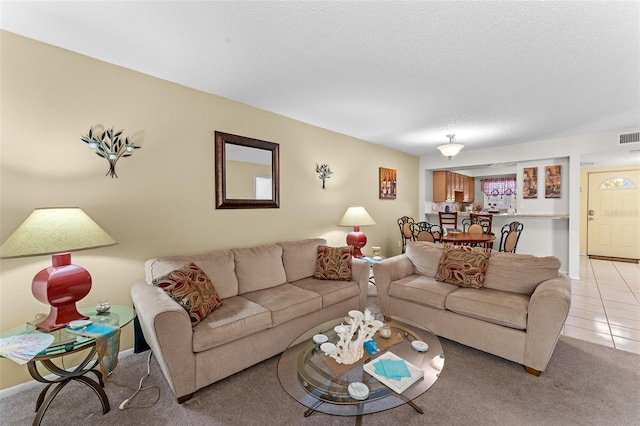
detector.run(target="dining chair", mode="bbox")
[397,216,415,253]
[411,221,442,243]
[468,223,483,234]
[462,215,494,248]
[470,213,493,234]
[499,221,524,253]
[438,212,458,232]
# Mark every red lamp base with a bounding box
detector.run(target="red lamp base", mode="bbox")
[346,226,367,258]
[31,253,91,331]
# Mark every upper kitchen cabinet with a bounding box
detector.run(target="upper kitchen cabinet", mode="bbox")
[433,171,474,202]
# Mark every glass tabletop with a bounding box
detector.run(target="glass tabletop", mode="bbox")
[277,317,444,418]
[0,304,135,358]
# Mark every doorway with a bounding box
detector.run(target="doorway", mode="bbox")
[587,170,640,261]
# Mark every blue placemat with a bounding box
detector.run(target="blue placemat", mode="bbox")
[373,358,411,381]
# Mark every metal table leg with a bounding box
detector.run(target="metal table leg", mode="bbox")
[27,342,110,426]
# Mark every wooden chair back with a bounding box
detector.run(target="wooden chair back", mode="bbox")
[439,212,458,231]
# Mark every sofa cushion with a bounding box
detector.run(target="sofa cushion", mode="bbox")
[313,246,352,281]
[233,244,287,294]
[436,244,490,289]
[388,275,458,310]
[192,296,272,352]
[278,238,327,282]
[405,242,444,278]
[445,288,530,330]
[483,252,561,295]
[242,283,322,326]
[146,250,238,299]
[152,263,223,326]
[292,276,360,308]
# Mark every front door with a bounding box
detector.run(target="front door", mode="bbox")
[587,170,640,260]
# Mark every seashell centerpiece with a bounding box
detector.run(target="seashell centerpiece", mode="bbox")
[329,309,383,365]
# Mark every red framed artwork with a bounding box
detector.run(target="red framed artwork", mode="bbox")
[379,168,396,199]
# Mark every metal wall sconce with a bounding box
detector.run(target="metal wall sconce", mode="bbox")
[81,125,142,178]
[316,163,333,189]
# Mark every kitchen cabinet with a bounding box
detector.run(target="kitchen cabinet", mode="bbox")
[433,171,474,202]
[464,175,475,203]
[433,171,448,202]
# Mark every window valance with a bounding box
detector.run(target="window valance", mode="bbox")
[481,177,517,196]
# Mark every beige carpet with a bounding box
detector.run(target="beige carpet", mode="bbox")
[2,299,639,425]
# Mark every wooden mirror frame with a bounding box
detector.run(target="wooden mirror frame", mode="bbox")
[215,131,280,209]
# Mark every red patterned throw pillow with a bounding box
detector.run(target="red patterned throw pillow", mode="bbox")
[313,246,352,281]
[436,244,490,289]
[152,262,222,325]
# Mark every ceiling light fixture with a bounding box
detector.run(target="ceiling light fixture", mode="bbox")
[437,134,464,159]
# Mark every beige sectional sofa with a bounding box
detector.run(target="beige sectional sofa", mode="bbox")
[373,241,571,375]
[130,238,369,402]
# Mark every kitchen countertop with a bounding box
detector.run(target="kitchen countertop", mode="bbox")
[426,212,569,219]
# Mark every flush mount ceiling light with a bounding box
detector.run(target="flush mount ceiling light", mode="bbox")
[437,134,464,159]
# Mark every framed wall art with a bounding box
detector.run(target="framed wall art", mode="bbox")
[522,167,538,199]
[379,167,396,199]
[545,165,561,198]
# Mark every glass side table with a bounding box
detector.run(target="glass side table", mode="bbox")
[0,305,135,426]
[360,256,385,286]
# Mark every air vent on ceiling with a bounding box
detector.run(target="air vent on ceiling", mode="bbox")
[618,132,640,145]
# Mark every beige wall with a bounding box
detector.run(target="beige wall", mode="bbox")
[226,160,272,199]
[0,31,419,390]
[580,165,640,254]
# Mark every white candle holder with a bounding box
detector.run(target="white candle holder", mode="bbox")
[330,309,383,365]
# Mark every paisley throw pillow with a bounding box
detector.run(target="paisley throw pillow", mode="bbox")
[313,246,352,281]
[152,262,222,325]
[436,244,490,289]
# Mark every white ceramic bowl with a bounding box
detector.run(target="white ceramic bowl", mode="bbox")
[312,334,328,345]
[320,342,336,355]
[348,382,370,400]
[411,340,429,352]
[68,319,92,329]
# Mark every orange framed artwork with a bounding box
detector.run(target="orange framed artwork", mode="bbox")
[379,167,396,199]
[523,167,538,199]
[545,165,561,198]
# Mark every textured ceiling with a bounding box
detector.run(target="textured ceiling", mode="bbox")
[1,1,639,160]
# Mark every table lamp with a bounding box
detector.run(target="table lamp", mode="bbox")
[0,207,117,331]
[337,206,376,258]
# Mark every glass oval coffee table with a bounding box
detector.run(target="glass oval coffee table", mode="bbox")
[277,317,444,424]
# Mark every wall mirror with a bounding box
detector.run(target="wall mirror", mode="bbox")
[215,131,280,209]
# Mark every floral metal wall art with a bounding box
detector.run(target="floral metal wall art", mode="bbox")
[81,125,142,178]
[316,163,333,189]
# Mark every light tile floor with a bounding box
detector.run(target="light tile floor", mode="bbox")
[563,256,640,355]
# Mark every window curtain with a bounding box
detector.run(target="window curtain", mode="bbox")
[481,177,517,196]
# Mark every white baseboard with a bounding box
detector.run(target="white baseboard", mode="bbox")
[0,348,135,399]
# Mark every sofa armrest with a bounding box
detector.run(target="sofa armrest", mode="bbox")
[524,273,572,371]
[131,280,196,399]
[372,255,415,315]
[352,258,370,310]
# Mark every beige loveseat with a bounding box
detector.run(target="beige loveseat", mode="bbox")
[373,241,571,375]
[131,238,369,402]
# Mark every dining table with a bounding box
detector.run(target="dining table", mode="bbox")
[441,232,496,247]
